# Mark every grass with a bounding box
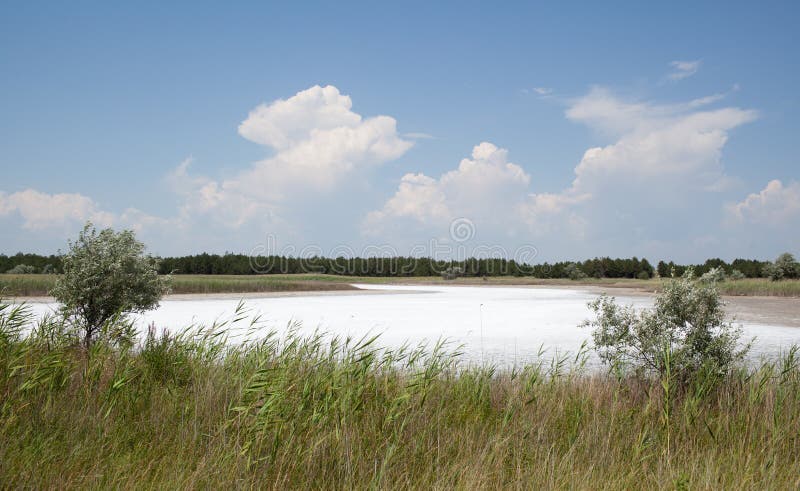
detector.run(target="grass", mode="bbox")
[2,302,800,488]
[714,278,800,297]
[0,274,358,296]
[3,273,799,297]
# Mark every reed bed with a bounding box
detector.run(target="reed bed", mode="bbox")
[4,273,800,298]
[715,278,800,297]
[0,274,357,296]
[1,302,799,489]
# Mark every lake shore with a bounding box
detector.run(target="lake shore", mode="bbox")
[5,273,800,297]
[13,280,800,328]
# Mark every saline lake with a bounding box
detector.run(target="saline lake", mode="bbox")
[25,284,800,368]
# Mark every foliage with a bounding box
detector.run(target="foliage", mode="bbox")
[0,252,62,274]
[764,252,800,281]
[50,223,170,347]
[582,275,749,378]
[1,301,800,488]
[565,262,588,280]
[441,266,464,280]
[728,269,746,280]
[5,264,36,274]
[700,266,726,283]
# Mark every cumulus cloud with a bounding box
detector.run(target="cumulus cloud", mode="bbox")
[668,60,701,80]
[726,180,800,226]
[563,87,757,192]
[364,142,532,237]
[174,85,413,227]
[366,86,757,258]
[0,188,165,234]
[0,189,114,230]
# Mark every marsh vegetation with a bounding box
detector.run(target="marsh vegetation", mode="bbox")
[2,299,800,488]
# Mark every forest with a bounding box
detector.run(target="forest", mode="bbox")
[0,251,775,279]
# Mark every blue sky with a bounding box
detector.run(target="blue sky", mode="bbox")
[1,1,798,262]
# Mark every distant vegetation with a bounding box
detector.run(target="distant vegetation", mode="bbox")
[4,251,794,280]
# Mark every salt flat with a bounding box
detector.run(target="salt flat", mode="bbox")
[25,284,800,367]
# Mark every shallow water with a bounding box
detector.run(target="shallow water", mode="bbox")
[25,284,800,368]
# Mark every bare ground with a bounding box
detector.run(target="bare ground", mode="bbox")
[13,283,800,328]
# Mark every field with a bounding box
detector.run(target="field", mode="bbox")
[0,274,358,296]
[3,273,800,298]
[1,301,799,489]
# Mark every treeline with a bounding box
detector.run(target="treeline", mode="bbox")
[163,254,662,278]
[0,251,780,279]
[655,258,770,279]
[0,253,62,275]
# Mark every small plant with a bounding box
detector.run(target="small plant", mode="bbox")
[700,266,726,283]
[582,274,750,379]
[441,266,464,280]
[565,263,587,280]
[5,264,36,274]
[728,269,746,280]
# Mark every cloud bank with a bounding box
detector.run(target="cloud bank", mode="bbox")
[2,81,794,261]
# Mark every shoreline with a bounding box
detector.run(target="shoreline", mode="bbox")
[10,282,800,328]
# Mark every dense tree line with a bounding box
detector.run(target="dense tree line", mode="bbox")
[0,251,787,280]
[0,253,62,274]
[655,258,771,279]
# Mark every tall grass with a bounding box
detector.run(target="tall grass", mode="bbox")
[1,301,800,488]
[4,274,800,297]
[715,278,800,297]
[0,274,358,296]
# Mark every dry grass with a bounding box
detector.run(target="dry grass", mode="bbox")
[2,273,798,298]
[715,278,800,297]
[0,274,358,296]
[1,302,799,489]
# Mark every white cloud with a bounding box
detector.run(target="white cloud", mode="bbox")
[364,142,531,235]
[174,85,413,227]
[564,87,757,191]
[366,86,757,258]
[0,189,114,230]
[668,60,701,80]
[726,180,800,226]
[532,87,553,96]
[0,188,166,234]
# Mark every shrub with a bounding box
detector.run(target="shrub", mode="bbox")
[728,269,746,280]
[582,275,749,378]
[5,264,36,274]
[441,266,464,280]
[51,222,170,348]
[700,266,726,283]
[764,252,799,281]
[565,263,587,280]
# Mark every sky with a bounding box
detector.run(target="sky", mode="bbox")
[1,1,798,263]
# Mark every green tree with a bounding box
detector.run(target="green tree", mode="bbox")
[764,252,799,281]
[565,262,587,280]
[51,222,170,348]
[700,266,726,283]
[5,264,36,274]
[582,274,749,378]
